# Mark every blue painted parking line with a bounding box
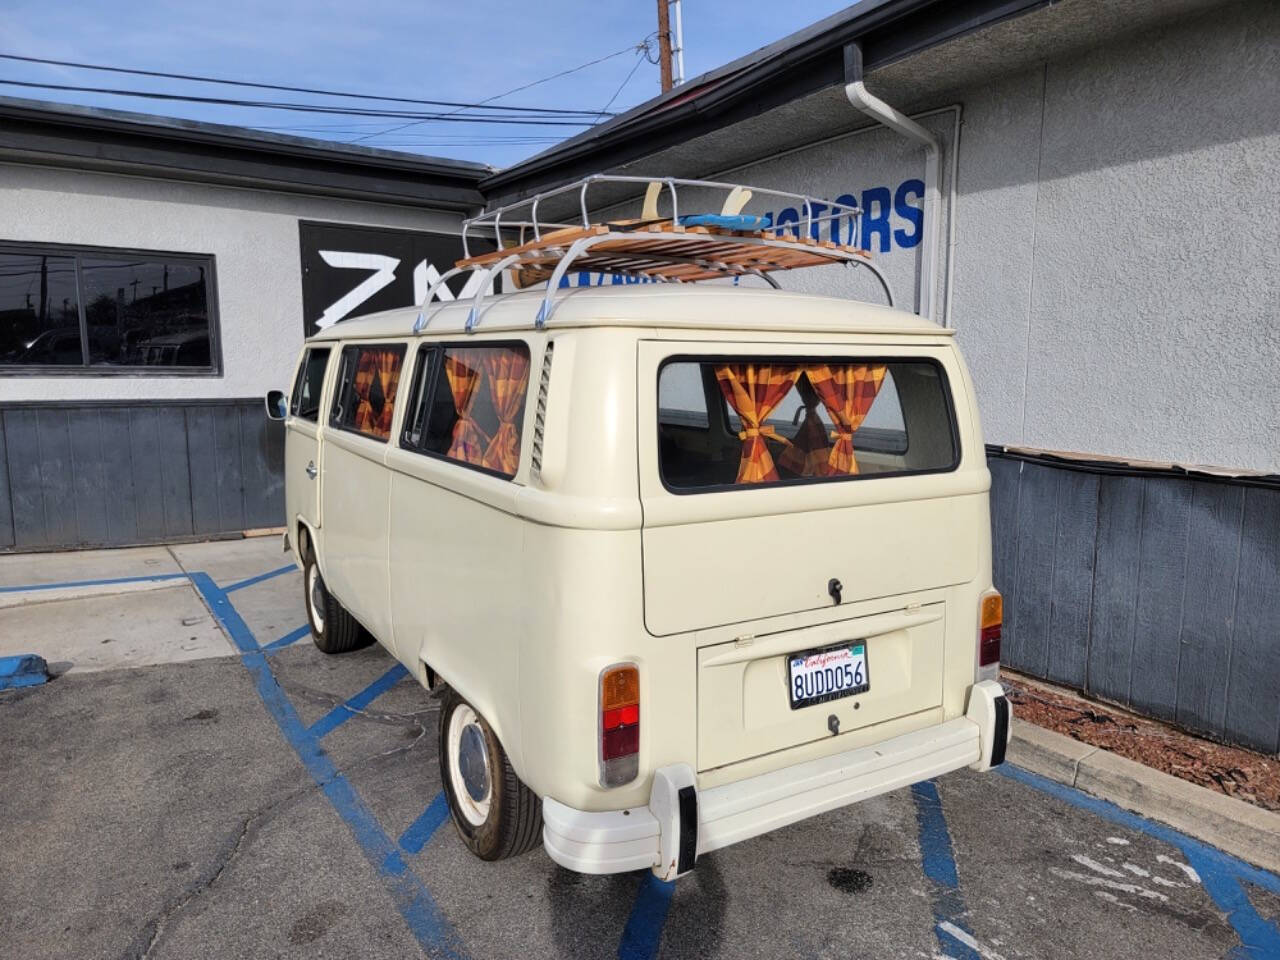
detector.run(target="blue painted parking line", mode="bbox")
[999,764,1280,958]
[308,664,410,739]
[0,654,49,690]
[223,563,297,594]
[262,624,311,654]
[189,571,467,960]
[618,872,676,960]
[0,572,189,593]
[399,792,451,855]
[912,779,982,960]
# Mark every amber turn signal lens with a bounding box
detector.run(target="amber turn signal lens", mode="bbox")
[979,590,1002,667]
[980,592,1003,631]
[601,664,639,711]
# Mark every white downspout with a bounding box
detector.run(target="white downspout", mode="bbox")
[843,42,941,323]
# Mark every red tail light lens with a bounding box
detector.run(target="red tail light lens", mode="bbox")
[600,663,639,787]
[979,591,1003,667]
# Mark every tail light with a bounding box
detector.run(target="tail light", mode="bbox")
[979,590,1003,667]
[599,663,639,787]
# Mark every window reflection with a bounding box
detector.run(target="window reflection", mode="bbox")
[80,258,211,367]
[0,253,83,365]
[0,246,216,372]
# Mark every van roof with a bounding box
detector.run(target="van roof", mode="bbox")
[308,285,953,341]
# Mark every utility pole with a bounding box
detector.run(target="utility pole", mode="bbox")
[670,0,685,86]
[656,0,673,92]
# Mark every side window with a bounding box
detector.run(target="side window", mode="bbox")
[401,343,531,479]
[290,347,330,422]
[329,343,406,442]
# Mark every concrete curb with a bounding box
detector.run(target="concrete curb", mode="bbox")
[1008,720,1280,874]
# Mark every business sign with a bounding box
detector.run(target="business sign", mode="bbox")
[298,222,493,338]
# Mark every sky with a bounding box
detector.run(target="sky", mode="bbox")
[0,1,854,169]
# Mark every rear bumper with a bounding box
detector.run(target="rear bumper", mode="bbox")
[542,680,1009,879]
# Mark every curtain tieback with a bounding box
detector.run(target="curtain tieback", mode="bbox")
[829,428,855,443]
[738,425,792,446]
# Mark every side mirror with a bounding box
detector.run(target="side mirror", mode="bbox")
[265,389,287,421]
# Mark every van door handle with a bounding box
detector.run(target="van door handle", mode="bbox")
[305,461,318,479]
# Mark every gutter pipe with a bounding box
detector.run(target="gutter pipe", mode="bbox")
[843,40,941,322]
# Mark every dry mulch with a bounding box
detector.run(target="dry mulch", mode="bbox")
[1003,670,1280,813]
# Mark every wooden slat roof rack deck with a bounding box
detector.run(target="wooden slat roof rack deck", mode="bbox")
[414,174,897,333]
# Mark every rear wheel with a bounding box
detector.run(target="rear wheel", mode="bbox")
[438,688,542,860]
[302,548,372,655]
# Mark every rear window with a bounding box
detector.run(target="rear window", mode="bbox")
[657,357,957,491]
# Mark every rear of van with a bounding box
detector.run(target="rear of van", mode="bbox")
[539,308,1009,880]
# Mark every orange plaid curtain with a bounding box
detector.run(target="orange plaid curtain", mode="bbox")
[776,373,831,477]
[715,362,801,484]
[804,362,887,476]
[351,347,402,440]
[444,349,489,465]
[479,347,531,475]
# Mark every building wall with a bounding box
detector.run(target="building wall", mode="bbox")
[0,164,467,550]
[685,0,1280,474]
[0,163,464,402]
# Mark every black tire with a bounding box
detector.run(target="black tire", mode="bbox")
[438,687,543,861]
[302,547,372,655]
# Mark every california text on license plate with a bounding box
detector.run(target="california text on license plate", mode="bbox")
[787,643,869,710]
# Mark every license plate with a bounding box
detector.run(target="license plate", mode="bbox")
[787,643,869,710]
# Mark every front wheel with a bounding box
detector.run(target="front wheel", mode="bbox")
[438,688,542,861]
[302,550,372,655]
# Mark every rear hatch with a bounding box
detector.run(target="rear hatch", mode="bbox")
[638,340,979,770]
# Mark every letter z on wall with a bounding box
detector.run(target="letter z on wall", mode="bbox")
[298,222,492,337]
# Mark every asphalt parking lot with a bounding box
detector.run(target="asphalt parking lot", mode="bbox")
[2,539,1280,960]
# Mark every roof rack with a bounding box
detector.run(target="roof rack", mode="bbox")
[414,174,895,333]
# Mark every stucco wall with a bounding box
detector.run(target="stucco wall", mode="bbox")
[673,0,1280,473]
[0,163,464,403]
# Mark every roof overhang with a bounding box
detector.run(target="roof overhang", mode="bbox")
[0,95,490,212]
[481,0,1226,208]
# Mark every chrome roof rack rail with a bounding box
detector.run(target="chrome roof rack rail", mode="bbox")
[415,175,896,333]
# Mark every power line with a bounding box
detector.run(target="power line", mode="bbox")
[0,51,606,117]
[0,78,597,126]
[598,50,649,120]
[345,39,650,145]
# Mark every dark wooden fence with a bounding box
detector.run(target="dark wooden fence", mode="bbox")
[990,449,1280,756]
[0,399,284,551]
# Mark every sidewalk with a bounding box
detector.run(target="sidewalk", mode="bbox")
[1005,672,1280,873]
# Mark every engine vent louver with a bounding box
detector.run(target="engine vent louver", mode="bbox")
[531,341,554,479]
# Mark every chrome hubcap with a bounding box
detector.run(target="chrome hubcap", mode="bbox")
[447,704,492,826]
[308,565,325,633]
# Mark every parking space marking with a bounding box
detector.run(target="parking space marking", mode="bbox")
[998,765,1280,958]
[308,663,410,739]
[618,873,675,960]
[188,572,469,960]
[912,780,983,960]
[261,624,311,654]
[223,563,297,594]
[0,572,188,593]
[399,792,450,855]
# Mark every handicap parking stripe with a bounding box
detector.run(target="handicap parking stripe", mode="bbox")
[0,572,189,593]
[223,563,297,594]
[618,873,676,960]
[399,792,451,855]
[261,624,311,654]
[189,571,468,960]
[998,764,1280,958]
[912,779,983,960]
[308,663,410,739]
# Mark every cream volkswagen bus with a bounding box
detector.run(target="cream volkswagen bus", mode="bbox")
[267,179,1009,880]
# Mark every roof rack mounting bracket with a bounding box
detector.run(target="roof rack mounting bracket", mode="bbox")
[466,254,521,332]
